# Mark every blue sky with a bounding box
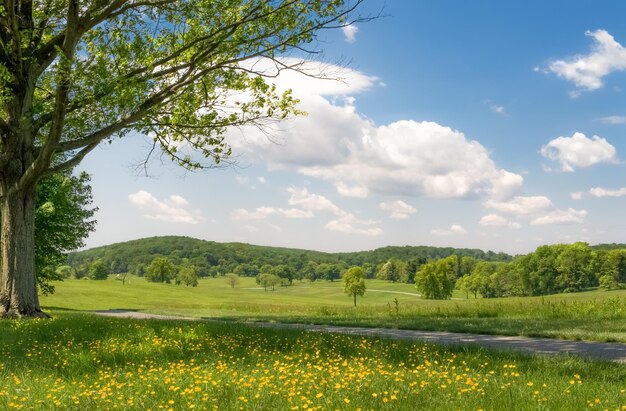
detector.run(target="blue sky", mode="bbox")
[79,1,626,254]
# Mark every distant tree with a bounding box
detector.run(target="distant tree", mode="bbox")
[414,256,457,299]
[109,257,127,274]
[273,264,295,285]
[377,260,400,282]
[234,264,259,278]
[556,242,597,292]
[317,263,341,282]
[145,257,176,284]
[301,261,319,282]
[259,274,280,291]
[177,266,199,287]
[343,266,366,307]
[361,262,377,279]
[600,249,626,286]
[54,265,74,279]
[88,259,108,280]
[225,273,240,289]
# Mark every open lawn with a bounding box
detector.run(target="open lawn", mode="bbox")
[41,276,626,343]
[0,314,624,410]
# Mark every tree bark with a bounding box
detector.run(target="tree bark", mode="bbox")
[353,292,356,307]
[0,184,46,318]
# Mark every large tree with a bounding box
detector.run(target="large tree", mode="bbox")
[0,0,367,317]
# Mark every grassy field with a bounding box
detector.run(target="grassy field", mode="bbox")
[0,314,624,410]
[40,276,626,342]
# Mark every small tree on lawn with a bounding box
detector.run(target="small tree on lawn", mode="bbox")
[225,273,239,289]
[177,266,199,287]
[259,274,280,291]
[145,257,176,284]
[343,266,366,307]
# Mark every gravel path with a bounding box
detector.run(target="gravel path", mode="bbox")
[92,309,626,363]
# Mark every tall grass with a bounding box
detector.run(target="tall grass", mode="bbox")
[0,314,624,410]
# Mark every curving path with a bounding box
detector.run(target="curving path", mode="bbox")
[92,309,626,363]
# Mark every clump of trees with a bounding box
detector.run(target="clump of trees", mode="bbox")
[454,242,626,299]
[144,257,198,287]
[414,256,457,300]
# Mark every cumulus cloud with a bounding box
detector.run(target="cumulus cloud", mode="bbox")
[571,191,584,200]
[540,132,617,172]
[342,24,359,43]
[229,60,522,202]
[300,120,523,200]
[286,187,342,214]
[379,200,416,219]
[531,208,587,225]
[230,206,313,221]
[548,30,626,92]
[478,214,521,229]
[128,190,203,224]
[589,186,626,197]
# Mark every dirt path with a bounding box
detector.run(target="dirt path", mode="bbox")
[92,310,626,363]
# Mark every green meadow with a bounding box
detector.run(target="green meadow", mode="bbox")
[41,276,626,343]
[0,314,624,410]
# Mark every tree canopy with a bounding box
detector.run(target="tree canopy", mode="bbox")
[0,0,370,317]
[343,266,366,306]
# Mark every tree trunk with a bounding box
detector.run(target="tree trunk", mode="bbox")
[353,292,357,307]
[0,185,46,318]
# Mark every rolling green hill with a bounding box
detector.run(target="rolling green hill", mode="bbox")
[67,235,512,277]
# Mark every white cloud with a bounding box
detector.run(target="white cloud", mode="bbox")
[286,187,341,214]
[531,208,587,225]
[335,182,368,198]
[478,214,521,229]
[548,29,626,92]
[299,120,523,200]
[342,24,359,43]
[490,105,507,115]
[229,60,522,202]
[431,224,467,236]
[589,186,626,197]
[230,206,313,221]
[233,187,382,236]
[540,132,618,172]
[485,196,552,215]
[325,213,382,236]
[571,192,584,200]
[598,115,626,125]
[128,190,203,224]
[379,200,416,219]
[257,176,267,184]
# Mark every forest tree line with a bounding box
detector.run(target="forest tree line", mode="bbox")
[62,237,626,299]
